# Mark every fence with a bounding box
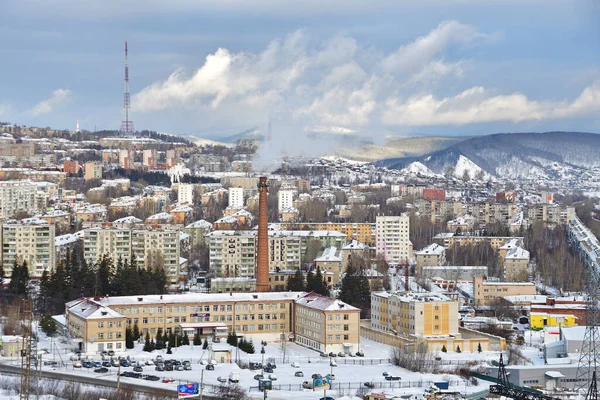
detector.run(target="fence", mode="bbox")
[249,378,472,392]
[235,357,392,368]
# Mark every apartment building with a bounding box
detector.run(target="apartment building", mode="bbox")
[473,276,536,306]
[278,189,295,212]
[371,291,458,336]
[434,234,523,251]
[84,161,102,181]
[184,219,213,248]
[1,218,56,278]
[205,230,346,278]
[503,245,530,282]
[414,243,446,272]
[375,214,412,265]
[526,204,576,225]
[414,199,463,224]
[142,149,157,168]
[294,292,361,354]
[228,187,244,208]
[118,149,134,169]
[178,183,195,205]
[83,227,181,284]
[0,180,38,219]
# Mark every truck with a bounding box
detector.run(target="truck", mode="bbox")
[229,372,240,383]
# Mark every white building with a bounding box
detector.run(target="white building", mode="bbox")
[142,149,157,168]
[1,217,56,277]
[228,187,244,208]
[375,214,412,265]
[178,183,195,205]
[278,190,295,213]
[0,180,38,219]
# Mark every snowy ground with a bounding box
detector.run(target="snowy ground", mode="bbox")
[0,328,496,400]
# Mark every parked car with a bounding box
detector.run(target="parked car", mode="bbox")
[356,351,364,357]
[385,376,401,381]
[184,364,192,371]
[73,361,82,368]
[311,374,322,379]
[82,361,94,368]
[155,355,164,363]
[268,374,277,381]
[111,360,120,367]
[164,363,174,371]
[264,367,274,373]
[249,362,262,370]
[120,360,130,367]
[348,353,356,357]
[143,375,160,381]
[320,352,329,358]
[145,360,154,366]
[162,378,174,383]
[107,350,115,357]
[328,352,336,357]
[229,372,240,383]
[44,361,58,366]
[266,362,277,369]
[70,355,80,361]
[93,361,102,367]
[382,372,389,377]
[254,374,264,381]
[364,382,375,388]
[302,381,313,389]
[133,365,143,372]
[295,371,304,377]
[206,364,215,371]
[291,362,300,368]
[183,360,191,366]
[102,361,111,367]
[217,376,227,383]
[173,360,182,366]
[94,367,109,373]
[175,365,183,371]
[337,352,346,357]
[155,365,165,371]
[319,397,335,400]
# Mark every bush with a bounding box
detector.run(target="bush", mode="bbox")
[441,345,447,353]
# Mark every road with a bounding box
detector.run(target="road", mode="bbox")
[0,362,218,399]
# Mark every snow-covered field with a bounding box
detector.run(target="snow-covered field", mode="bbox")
[0,328,497,400]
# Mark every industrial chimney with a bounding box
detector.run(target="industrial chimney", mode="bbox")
[256,176,270,292]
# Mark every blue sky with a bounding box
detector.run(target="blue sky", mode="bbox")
[1,0,599,141]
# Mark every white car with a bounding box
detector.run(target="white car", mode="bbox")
[268,374,277,381]
[217,376,227,383]
[73,361,82,368]
[291,362,300,368]
[145,360,154,366]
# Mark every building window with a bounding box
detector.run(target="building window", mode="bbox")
[142,318,148,324]
[343,325,349,331]
[213,305,218,312]
[116,343,122,349]
[98,333,104,339]
[343,314,348,320]
[98,322,104,328]
[328,335,333,341]
[116,332,122,338]
[108,322,113,328]
[258,324,264,331]
[344,335,349,340]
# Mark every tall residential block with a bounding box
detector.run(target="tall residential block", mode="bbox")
[83,227,181,285]
[375,214,412,265]
[278,189,295,212]
[178,183,195,205]
[228,187,244,208]
[84,162,103,181]
[0,180,38,219]
[118,149,134,169]
[142,149,157,168]
[1,218,56,278]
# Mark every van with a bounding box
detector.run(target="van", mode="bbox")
[229,372,240,383]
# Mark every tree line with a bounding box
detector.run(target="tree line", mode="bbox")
[38,250,168,315]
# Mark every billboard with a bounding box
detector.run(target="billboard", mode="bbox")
[313,376,331,389]
[178,383,199,398]
[259,379,273,392]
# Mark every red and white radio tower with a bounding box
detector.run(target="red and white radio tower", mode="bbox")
[120,41,135,135]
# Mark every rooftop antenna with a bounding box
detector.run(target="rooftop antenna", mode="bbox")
[120,41,134,136]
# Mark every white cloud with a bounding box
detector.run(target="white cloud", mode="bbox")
[31,89,71,116]
[381,83,600,126]
[131,20,599,132]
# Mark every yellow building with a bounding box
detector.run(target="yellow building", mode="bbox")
[473,276,537,306]
[294,292,361,354]
[529,313,578,330]
[371,291,458,337]
[414,243,446,273]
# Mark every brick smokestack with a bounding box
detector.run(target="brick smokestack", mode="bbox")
[256,176,270,292]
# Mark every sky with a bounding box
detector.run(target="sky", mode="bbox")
[1,0,600,142]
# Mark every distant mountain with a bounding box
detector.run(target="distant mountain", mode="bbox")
[376,132,600,180]
[219,127,265,143]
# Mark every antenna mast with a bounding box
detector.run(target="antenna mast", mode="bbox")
[120,41,134,136]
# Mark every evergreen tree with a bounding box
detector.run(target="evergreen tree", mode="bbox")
[0,263,5,287]
[40,314,57,336]
[456,345,461,353]
[313,268,329,296]
[153,265,168,294]
[38,270,50,313]
[9,261,29,296]
[247,339,255,354]
[95,254,112,296]
[143,332,151,352]
[166,346,172,354]
[155,332,164,350]
[227,331,235,346]
[441,345,447,353]
[111,256,124,296]
[286,269,306,291]
[168,331,176,348]
[338,264,371,318]
[133,323,140,341]
[125,326,134,349]
[150,339,156,351]
[477,343,482,353]
[202,337,209,349]
[182,333,190,346]
[306,271,315,292]
[193,332,202,346]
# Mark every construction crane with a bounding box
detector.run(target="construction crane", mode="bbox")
[20,299,34,400]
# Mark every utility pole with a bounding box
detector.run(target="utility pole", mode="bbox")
[199,369,204,400]
[20,299,33,400]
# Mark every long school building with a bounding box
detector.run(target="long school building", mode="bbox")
[64,291,360,355]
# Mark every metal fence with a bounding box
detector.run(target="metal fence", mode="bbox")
[249,379,472,392]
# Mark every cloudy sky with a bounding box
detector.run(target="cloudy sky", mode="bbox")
[1,0,599,140]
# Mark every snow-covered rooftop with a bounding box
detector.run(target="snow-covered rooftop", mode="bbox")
[295,293,359,312]
[414,243,445,256]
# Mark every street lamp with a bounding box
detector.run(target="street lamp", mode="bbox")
[261,346,266,377]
